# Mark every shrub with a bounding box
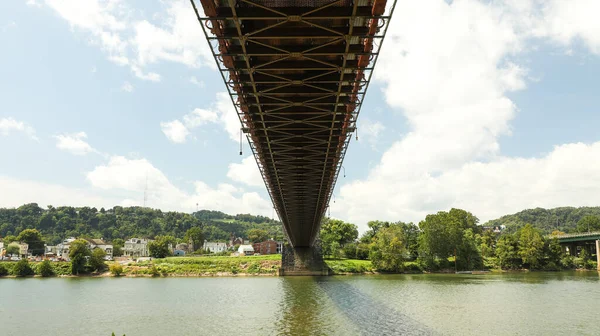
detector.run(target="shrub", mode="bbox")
[149,265,160,277]
[109,263,124,276]
[560,255,575,269]
[38,260,55,277]
[0,263,8,276]
[12,259,34,277]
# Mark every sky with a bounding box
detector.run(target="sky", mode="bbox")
[1,0,600,232]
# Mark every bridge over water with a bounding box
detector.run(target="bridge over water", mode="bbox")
[553,232,600,270]
[190,0,395,273]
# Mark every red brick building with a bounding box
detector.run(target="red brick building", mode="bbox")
[252,240,279,255]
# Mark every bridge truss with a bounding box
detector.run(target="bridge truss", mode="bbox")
[191,0,395,246]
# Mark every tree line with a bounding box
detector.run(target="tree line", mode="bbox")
[319,208,599,272]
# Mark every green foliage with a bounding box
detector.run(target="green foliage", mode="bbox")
[17,228,45,255]
[112,238,124,257]
[320,218,359,257]
[342,242,369,260]
[485,206,600,234]
[576,215,600,233]
[326,259,375,273]
[12,259,34,277]
[517,224,545,269]
[148,235,175,258]
[109,263,124,276]
[3,235,18,244]
[369,224,408,272]
[90,248,107,272]
[495,235,520,269]
[69,239,91,275]
[246,228,269,243]
[184,227,204,251]
[38,260,55,277]
[0,263,8,276]
[6,243,20,256]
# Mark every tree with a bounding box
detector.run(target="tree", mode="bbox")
[6,243,20,256]
[112,238,124,257]
[17,228,45,255]
[3,235,18,244]
[545,237,563,267]
[148,235,175,258]
[0,263,8,276]
[496,234,520,269]
[38,260,55,277]
[456,229,482,271]
[12,259,34,277]
[576,215,600,233]
[369,225,407,272]
[89,248,107,272]
[109,263,124,276]
[320,218,358,257]
[246,228,269,243]
[184,227,205,250]
[517,224,545,269]
[69,239,91,275]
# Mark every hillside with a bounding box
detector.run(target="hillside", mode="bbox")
[0,203,283,245]
[484,206,600,234]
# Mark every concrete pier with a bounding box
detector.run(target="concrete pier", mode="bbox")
[279,239,330,276]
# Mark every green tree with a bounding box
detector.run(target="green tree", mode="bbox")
[545,237,563,268]
[456,229,482,270]
[17,228,45,255]
[6,243,20,256]
[517,224,545,269]
[319,218,358,257]
[496,234,520,269]
[369,224,407,272]
[109,263,124,276]
[112,238,124,257]
[184,227,205,250]
[89,248,107,272]
[38,260,55,277]
[0,263,8,276]
[246,228,269,243]
[69,239,91,275]
[3,235,18,244]
[12,259,34,276]
[148,235,175,258]
[576,215,600,233]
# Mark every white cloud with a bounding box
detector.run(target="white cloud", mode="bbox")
[189,76,205,88]
[38,0,212,82]
[227,155,264,187]
[53,131,97,155]
[160,120,189,144]
[332,0,600,231]
[360,119,386,149]
[161,92,240,144]
[121,81,133,92]
[0,117,38,140]
[85,156,272,215]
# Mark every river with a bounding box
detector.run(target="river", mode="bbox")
[1,272,598,335]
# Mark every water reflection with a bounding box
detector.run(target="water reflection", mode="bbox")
[277,276,436,335]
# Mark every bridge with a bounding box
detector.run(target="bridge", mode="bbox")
[553,232,600,270]
[190,0,395,273]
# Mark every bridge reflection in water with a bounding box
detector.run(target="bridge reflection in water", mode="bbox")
[277,277,435,335]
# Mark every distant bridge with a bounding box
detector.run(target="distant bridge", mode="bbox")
[191,0,395,249]
[552,232,600,270]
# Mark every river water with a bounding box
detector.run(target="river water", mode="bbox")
[1,272,599,335]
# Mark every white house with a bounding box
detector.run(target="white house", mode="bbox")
[124,238,152,257]
[85,238,113,258]
[203,241,228,253]
[238,245,254,256]
[57,237,77,259]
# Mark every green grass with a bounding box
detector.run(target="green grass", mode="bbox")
[125,254,282,276]
[325,259,376,274]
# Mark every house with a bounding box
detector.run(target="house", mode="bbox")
[84,238,113,258]
[252,239,280,255]
[176,243,190,253]
[229,236,245,247]
[19,242,29,257]
[203,241,228,253]
[57,237,77,259]
[124,238,152,257]
[238,245,254,256]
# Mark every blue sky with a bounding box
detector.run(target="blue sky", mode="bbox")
[1,0,600,231]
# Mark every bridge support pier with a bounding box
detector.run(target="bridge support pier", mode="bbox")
[279,239,330,276]
[596,240,600,271]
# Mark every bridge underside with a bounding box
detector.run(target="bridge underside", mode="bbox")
[192,0,393,247]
